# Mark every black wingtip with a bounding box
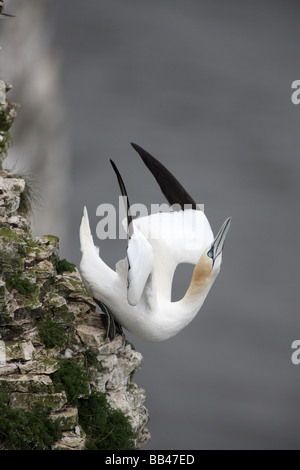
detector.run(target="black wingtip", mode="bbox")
[130,142,198,210]
[109,158,118,173]
[130,142,140,151]
[130,142,152,164]
[110,159,127,199]
[110,158,133,236]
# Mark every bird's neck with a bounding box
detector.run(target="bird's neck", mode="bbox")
[154,257,177,301]
[179,260,218,312]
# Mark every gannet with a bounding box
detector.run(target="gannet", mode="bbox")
[79,143,231,342]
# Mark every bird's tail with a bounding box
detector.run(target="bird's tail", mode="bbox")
[79,206,99,256]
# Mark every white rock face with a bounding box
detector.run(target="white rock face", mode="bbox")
[0,171,150,450]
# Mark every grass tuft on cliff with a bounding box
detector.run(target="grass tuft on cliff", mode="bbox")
[0,397,61,450]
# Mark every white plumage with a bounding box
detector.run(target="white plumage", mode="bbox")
[79,144,231,342]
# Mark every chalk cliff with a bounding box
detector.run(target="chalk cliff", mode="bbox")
[0,87,150,450]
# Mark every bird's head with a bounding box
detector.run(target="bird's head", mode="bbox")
[189,217,232,291]
[206,217,232,274]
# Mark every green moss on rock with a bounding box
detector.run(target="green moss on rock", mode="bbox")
[51,359,90,406]
[0,228,19,240]
[10,391,67,413]
[0,242,25,276]
[0,397,62,450]
[42,235,59,248]
[37,316,66,349]
[55,258,76,275]
[50,358,137,449]
[6,273,37,296]
[49,408,79,432]
[78,391,136,450]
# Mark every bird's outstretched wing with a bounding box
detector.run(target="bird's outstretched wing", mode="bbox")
[110,159,154,306]
[110,159,133,238]
[131,142,198,210]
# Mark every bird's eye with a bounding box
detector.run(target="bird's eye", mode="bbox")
[207,249,213,259]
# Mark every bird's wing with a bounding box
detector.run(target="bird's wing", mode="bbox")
[126,227,154,306]
[79,206,117,297]
[110,160,155,307]
[131,142,199,210]
[110,159,133,237]
[80,206,99,258]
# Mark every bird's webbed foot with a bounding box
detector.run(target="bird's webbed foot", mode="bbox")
[93,298,123,340]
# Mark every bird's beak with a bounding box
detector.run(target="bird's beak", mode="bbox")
[207,217,232,264]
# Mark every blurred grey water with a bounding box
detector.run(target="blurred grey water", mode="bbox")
[5,0,300,449]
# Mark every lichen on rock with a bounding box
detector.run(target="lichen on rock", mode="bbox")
[0,87,150,450]
[0,83,18,170]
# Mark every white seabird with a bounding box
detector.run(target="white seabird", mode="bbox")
[79,143,231,342]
